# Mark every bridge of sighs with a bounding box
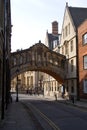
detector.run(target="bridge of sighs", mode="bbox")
[11,42,66,83]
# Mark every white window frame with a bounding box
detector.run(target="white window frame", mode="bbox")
[83,33,87,45]
[83,55,87,69]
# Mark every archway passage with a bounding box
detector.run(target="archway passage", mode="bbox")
[11,42,66,83]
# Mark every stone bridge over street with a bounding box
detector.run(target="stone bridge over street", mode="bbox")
[11,42,66,83]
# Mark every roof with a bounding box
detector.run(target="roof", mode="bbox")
[48,33,58,42]
[68,7,87,28]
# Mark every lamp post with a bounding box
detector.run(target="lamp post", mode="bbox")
[16,69,19,102]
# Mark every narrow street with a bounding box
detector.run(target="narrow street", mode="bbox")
[21,95,87,130]
[0,94,87,130]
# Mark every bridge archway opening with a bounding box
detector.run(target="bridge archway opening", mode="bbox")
[11,68,64,84]
[11,70,64,95]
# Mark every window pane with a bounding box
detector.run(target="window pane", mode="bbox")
[83,55,87,69]
[70,40,73,52]
[83,33,87,44]
[65,43,68,54]
[53,40,58,48]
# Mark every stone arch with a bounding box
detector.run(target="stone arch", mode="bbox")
[11,43,66,84]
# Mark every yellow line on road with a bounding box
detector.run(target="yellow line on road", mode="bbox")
[29,103,60,130]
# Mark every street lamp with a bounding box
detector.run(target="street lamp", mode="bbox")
[16,69,19,102]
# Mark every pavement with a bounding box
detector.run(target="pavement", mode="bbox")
[57,98,87,109]
[0,94,87,130]
[0,101,36,130]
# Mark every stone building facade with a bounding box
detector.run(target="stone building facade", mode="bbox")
[11,71,40,94]
[60,3,87,100]
[60,3,77,99]
[0,0,11,119]
[44,21,62,98]
[0,0,4,118]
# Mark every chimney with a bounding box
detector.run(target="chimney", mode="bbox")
[52,21,58,35]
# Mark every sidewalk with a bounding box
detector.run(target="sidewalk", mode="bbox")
[0,101,36,130]
[44,95,87,109]
[61,99,87,109]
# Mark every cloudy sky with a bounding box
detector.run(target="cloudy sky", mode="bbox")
[11,0,87,52]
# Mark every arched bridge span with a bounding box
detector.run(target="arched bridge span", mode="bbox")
[11,42,66,83]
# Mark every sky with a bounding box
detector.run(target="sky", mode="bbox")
[11,0,87,52]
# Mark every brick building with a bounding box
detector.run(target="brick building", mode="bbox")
[78,20,87,99]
